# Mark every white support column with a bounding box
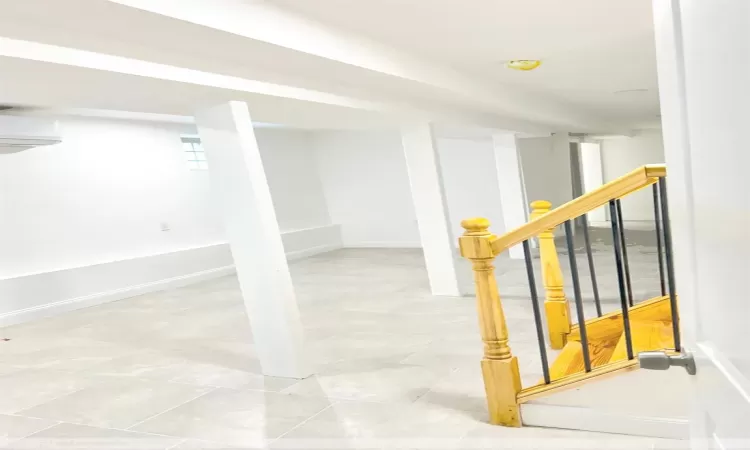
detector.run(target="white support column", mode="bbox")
[402,123,466,296]
[195,102,309,379]
[580,142,607,224]
[552,132,574,206]
[492,133,529,259]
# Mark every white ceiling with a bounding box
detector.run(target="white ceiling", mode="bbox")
[0,0,661,132]
[271,0,661,128]
[0,56,398,130]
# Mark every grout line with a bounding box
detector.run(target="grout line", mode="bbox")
[125,386,219,431]
[165,438,187,449]
[5,421,61,445]
[45,421,186,439]
[12,386,90,417]
[270,401,338,443]
[14,420,186,448]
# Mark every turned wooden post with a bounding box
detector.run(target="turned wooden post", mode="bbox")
[459,218,522,427]
[529,200,571,349]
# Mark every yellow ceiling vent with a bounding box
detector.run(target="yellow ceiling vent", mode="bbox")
[506,60,542,71]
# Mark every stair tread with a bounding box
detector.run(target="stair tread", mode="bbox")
[609,319,675,363]
[548,336,620,381]
[569,295,673,342]
[546,317,674,383]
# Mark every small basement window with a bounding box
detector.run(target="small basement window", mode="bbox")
[182,137,208,170]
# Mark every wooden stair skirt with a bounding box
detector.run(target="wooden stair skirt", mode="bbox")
[547,295,674,382]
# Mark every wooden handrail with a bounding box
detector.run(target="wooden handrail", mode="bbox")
[490,164,666,255]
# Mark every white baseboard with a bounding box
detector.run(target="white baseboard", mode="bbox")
[0,265,236,328]
[286,243,341,261]
[282,224,342,260]
[345,241,422,249]
[589,220,656,231]
[0,224,342,328]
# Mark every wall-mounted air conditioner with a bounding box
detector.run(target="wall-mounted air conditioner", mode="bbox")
[0,114,62,154]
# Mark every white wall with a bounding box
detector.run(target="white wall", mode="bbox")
[255,129,332,232]
[312,130,505,247]
[0,118,223,278]
[437,137,505,240]
[312,130,420,247]
[0,116,339,326]
[600,130,665,224]
[518,134,574,211]
[580,142,607,223]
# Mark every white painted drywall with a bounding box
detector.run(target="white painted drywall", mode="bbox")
[492,134,528,258]
[518,134,574,211]
[312,130,506,248]
[437,137,505,241]
[401,124,463,296]
[312,130,421,247]
[0,116,224,277]
[196,102,308,378]
[0,115,338,325]
[255,128,333,232]
[580,142,607,223]
[600,130,665,224]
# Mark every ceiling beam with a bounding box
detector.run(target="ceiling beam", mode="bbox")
[105,0,612,130]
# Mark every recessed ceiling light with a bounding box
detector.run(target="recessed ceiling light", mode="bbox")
[613,88,649,94]
[506,60,542,71]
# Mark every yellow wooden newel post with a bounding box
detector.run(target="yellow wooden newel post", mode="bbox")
[529,200,571,350]
[459,218,522,427]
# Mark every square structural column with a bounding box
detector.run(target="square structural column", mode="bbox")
[195,102,310,379]
[492,133,529,259]
[579,142,606,224]
[402,123,467,296]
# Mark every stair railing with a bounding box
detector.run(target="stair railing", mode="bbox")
[528,200,570,350]
[459,164,678,426]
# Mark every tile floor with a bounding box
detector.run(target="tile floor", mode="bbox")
[0,228,685,449]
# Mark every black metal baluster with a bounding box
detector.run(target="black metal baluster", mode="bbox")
[658,178,681,352]
[652,184,667,296]
[615,199,634,306]
[564,220,592,372]
[581,214,602,317]
[523,240,551,384]
[609,200,634,360]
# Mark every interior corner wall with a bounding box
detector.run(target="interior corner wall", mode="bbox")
[254,128,335,234]
[518,135,574,211]
[600,130,666,225]
[311,130,420,247]
[0,116,338,327]
[311,130,505,249]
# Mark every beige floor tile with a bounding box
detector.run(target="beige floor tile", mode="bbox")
[414,366,487,414]
[170,439,250,449]
[0,238,670,445]
[0,369,92,414]
[131,388,332,447]
[0,337,133,371]
[282,362,452,403]
[84,351,293,392]
[0,414,57,448]
[17,377,212,429]
[272,400,395,443]
[8,423,179,450]
[459,421,665,449]
[274,399,483,449]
